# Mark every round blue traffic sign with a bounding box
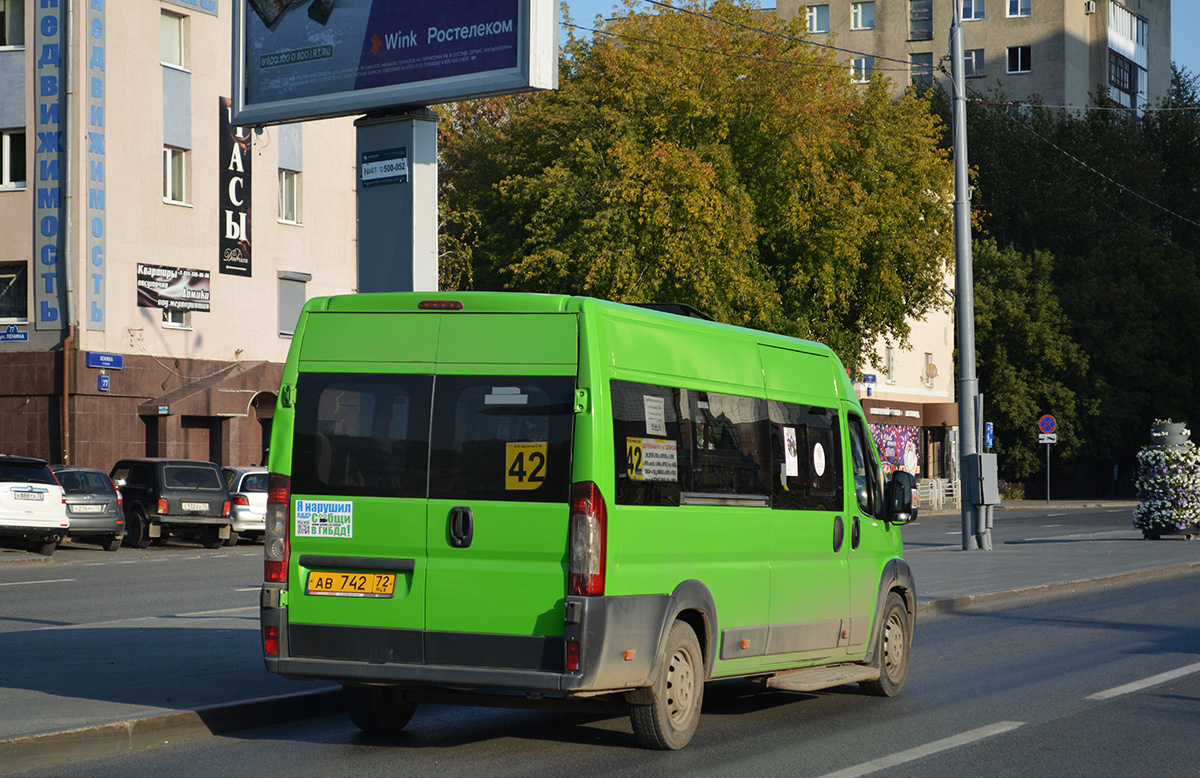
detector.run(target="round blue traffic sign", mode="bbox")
[1038,414,1057,434]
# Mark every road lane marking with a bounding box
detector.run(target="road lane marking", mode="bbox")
[815,722,1026,778]
[235,587,261,592]
[0,578,75,587]
[177,606,258,617]
[1087,661,1200,700]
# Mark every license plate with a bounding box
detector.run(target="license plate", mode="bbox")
[182,502,208,511]
[306,570,395,598]
[71,504,104,513]
[13,492,43,501]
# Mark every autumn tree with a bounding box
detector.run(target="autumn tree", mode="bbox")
[438,0,954,371]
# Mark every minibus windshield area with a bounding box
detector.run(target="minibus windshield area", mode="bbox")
[291,373,576,503]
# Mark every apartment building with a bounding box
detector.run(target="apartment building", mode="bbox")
[777,0,1172,112]
[0,1,358,470]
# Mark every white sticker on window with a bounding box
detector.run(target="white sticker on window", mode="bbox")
[813,442,827,478]
[295,500,353,538]
[784,426,800,477]
[644,395,667,437]
[484,387,528,405]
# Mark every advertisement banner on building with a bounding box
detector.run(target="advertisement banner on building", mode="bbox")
[219,97,253,276]
[232,0,557,125]
[34,1,65,330]
[869,423,921,477]
[86,0,107,331]
[137,264,212,313]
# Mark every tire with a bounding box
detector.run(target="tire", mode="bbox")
[343,685,417,734]
[35,540,57,557]
[629,620,705,750]
[125,510,151,549]
[860,592,912,697]
[101,534,122,552]
[201,525,225,549]
[224,531,241,547]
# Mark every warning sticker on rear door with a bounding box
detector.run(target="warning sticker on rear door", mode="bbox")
[295,500,353,538]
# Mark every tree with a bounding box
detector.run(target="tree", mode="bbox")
[438,0,954,371]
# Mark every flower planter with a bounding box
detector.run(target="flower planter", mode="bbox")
[1134,420,1200,539]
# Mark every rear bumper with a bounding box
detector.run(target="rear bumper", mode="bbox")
[0,523,68,542]
[262,592,673,696]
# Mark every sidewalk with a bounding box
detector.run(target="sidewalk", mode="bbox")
[3,501,1197,771]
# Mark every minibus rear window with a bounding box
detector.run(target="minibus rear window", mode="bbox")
[292,374,433,499]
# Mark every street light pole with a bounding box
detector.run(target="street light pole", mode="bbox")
[950,1,985,550]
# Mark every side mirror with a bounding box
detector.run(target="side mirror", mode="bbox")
[886,470,918,525]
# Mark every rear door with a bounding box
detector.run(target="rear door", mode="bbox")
[423,313,578,671]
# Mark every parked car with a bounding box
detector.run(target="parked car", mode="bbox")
[50,465,126,552]
[109,458,231,549]
[222,465,268,545]
[0,455,69,556]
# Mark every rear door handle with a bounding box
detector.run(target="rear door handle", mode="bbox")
[448,506,474,549]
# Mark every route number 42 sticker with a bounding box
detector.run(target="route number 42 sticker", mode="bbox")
[506,442,548,490]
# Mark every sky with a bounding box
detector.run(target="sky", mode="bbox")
[561,1,1200,76]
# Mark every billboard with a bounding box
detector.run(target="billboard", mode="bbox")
[137,264,212,313]
[231,0,558,126]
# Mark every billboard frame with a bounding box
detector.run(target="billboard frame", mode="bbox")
[231,0,558,127]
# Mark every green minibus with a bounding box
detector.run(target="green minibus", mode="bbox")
[261,292,916,750]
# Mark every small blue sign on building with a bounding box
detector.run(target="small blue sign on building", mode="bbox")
[1,325,29,342]
[86,352,124,370]
[98,374,111,392]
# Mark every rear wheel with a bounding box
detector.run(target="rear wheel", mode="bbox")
[34,540,57,557]
[125,510,151,549]
[224,530,241,547]
[629,620,704,750]
[860,592,912,697]
[101,534,122,552]
[201,525,225,549]
[343,685,417,734]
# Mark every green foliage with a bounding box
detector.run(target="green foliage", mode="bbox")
[438,0,954,370]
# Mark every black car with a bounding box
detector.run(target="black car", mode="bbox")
[51,466,126,552]
[109,458,232,549]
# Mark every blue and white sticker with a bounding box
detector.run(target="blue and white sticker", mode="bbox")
[295,500,353,538]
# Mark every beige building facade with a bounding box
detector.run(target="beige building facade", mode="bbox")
[777,0,1172,112]
[0,1,358,470]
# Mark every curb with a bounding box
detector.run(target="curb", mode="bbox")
[0,687,343,773]
[4,557,1196,772]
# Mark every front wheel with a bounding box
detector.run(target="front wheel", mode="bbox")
[343,685,417,734]
[629,620,704,750]
[860,592,912,697]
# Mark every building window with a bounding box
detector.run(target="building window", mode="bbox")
[851,2,875,30]
[885,346,896,384]
[963,0,985,20]
[1109,52,1133,93]
[1,130,24,188]
[910,52,934,88]
[163,308,190,329]
[0,261,27,321]
[806,4,830,34]
[851,57,875,83]
[1007,45,1031,74]
[965,49,985,78]
[163,147,187,204]
[1007,0,1030,18]
[161,11,185,68]
[0,0,25,47]
[278,169,301,224]
[910,0,933,41]
[278,271,311,338]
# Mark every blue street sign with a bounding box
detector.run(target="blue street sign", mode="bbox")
[98,374,110,392]
[985,421,994,449]
[86,352,124,370]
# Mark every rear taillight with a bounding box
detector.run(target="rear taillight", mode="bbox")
[222,500,231,517]
[157,498,168,514]
[263,625,280,657]
[264,472,291,584]
[568,481,607,596]
[108,477,122,508]
[233,494,249,506]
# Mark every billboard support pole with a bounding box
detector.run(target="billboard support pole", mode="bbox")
[354,111,440,293]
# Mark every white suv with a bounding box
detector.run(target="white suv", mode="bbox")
[0,455,70,556]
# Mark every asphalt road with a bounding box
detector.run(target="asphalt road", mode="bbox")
[7,569,1197,777]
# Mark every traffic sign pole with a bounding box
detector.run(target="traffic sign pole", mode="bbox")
[1037,415,1057,505]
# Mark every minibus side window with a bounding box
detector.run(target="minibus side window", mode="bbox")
[292,374,432,499]
[612,380,684,506]
[684,390,770,496]
[428,375,575,503]
[847,414,883,518]
[768,401,842,511]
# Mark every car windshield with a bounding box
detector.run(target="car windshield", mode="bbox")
[0,462,56,485]
[57,471,113,495]
[164,466,223,491]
